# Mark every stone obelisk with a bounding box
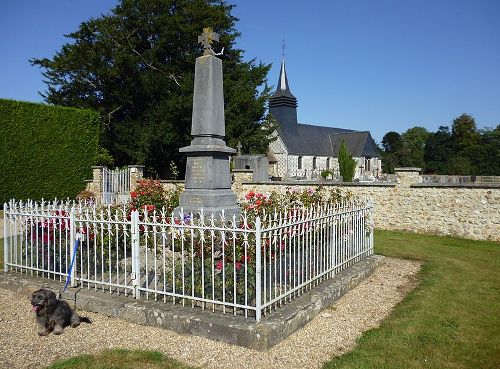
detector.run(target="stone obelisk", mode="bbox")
[175,28,240,219]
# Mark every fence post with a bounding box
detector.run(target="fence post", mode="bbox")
[131,210,140,299]
[255,216,262,322]
[3,203,9,272]
[69,208,78,287]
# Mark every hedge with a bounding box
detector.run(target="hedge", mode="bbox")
[0,99,99,204]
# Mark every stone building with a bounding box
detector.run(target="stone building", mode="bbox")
[268,59,381,180]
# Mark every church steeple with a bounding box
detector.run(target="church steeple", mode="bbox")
[269,59,297,106]
[269,54,298,130]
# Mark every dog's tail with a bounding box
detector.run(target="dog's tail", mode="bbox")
[79,316,92,324]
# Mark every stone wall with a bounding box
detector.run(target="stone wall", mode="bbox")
[162,169,500,241]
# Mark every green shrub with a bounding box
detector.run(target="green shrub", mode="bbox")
[338,140,357,182]
[0,99,99,204]
[320,169,333,179]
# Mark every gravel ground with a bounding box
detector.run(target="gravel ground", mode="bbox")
[0,257,421,369]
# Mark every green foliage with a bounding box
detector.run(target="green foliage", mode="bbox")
[382,114,500,175]
[338,141,357,182]
[45,349,196,369]
[0,99,99,204]
[381,131,402,174]
[424,126,453,174]
[30,0,273,178]
[168,161,179,180]
[320,169,333,179]
[94,146,115,167]
[399,126,430,169]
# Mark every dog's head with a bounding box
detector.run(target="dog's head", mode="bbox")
[31,288,57,314]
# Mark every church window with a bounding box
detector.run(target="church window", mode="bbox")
[326,157,330,169]
[312,157,317,169]
[364,158,371,172]
[298,156,303,170]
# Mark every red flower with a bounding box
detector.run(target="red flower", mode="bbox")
[146,204,155,212]
[216,260,223,270]
[235,262,242,271]
[130,191,138,198]
[245,191,255,200]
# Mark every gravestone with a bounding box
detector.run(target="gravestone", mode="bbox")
[175,28,240,219]
[233,155,270,182]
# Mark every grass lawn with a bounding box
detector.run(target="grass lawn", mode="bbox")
[1,230,496,369]
[44,349,196,369]
[324,230,499,369]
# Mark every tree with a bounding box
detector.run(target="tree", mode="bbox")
[380,131,402,173]
[424,126,453,174]
[399,126,430,169]
[30,0,273,178]
[381,131,401,153]
[471,125,500,175]
[451,114,479,152]
[338,141,357,182]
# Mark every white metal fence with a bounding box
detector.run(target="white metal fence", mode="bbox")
[3,199,373,321]
[102,167,131,204]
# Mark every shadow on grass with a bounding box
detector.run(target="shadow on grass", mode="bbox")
[323,230,500,369]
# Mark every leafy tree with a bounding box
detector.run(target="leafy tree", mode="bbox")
[30,0,273,178]
[424,126,453,174]
[338,141,357,182]
[381,131,401,153]
[380,131,402,173]
[380,127,429,172]
[470,125,500,175]
[399,126,430,169]
[451,114,479,152]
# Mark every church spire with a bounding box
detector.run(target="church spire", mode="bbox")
[269,44,298,130]
[269,58,297,106]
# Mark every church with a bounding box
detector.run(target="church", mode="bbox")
[267,59,381,180]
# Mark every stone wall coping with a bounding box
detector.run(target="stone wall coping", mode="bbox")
[394,167,421,172]
[243,181,397,187]
[160,179,185,184]
[232,169,254,173]
[411,183,500,189]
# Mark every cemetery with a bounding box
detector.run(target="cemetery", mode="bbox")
[0,2,498,368]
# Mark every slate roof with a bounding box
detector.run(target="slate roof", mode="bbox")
[278,125,380,157]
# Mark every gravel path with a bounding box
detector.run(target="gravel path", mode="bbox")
[0,257,420,369]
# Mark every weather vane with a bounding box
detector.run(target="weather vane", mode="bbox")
[198,27,223,56]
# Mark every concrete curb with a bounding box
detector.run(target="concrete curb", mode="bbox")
[0,255,383,351]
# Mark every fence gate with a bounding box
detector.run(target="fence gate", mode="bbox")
[102,167,131,204]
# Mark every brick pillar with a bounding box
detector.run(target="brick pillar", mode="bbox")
[128,165,144,191]
[394,167,421,187]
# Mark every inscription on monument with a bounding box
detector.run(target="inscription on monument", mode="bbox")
[190,157,205,185]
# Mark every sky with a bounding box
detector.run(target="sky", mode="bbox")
[1,0,499,143]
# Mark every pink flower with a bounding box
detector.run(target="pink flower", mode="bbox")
[216,260,223,270]
[235,262,242,271]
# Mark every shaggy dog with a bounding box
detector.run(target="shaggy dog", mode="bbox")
[30,288,91,336]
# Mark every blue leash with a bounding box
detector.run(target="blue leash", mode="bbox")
[61,238,80,295]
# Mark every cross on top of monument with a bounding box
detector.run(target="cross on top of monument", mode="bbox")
[198,27,219,56]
